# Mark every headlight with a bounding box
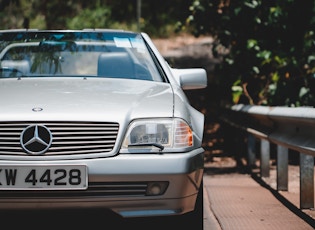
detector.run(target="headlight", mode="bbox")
[121,118,193,152]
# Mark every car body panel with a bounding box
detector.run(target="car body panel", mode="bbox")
[0,78,173,121]
[0,148,203,217]
[0,29,206,218]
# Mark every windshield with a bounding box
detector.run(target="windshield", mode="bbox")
[0,30,163,81]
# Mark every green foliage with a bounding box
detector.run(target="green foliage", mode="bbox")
[184,0,315,107]
[0,0,25,29]
[67,7,112,29]
[0,0,191,37]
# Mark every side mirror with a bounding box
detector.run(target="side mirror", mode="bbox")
[171,68,207,90]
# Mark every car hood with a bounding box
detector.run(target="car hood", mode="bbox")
[0,78,174,122]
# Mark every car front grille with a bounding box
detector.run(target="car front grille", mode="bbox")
[0,121,119,156]
[0,182,148,198]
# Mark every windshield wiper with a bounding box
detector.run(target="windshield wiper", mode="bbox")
[0,67,24,78]
[128,143,164,151]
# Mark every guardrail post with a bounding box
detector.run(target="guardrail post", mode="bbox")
[247,134,256,170]
[300,153,314,209]
[277,145,288,191]
[260,139,270,177]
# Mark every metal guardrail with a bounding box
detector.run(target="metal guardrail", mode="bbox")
[220,104,315,209]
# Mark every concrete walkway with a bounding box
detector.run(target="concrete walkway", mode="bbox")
[203,172,315,230]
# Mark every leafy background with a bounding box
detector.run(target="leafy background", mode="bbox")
[1,0,315,107]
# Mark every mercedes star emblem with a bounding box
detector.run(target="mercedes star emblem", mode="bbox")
[20,125,53,155]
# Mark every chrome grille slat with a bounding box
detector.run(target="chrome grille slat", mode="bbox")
[0,142,20,146]
[53,135,117,140]
[0,146,21,150]
[0,128,25,130]
[44,148,114,155]
[53,132,118,135]
[51,127,119,131]
[0,122,119,156]
[52,140,115,145]
[50,144,114,150]
[0,137,20,140]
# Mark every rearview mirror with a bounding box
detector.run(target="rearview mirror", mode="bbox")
[171,68,207,90]
[39,41,77,52]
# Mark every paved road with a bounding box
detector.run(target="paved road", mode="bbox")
[203,169,315,229]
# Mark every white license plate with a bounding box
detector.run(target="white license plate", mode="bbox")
[0,165,87,190]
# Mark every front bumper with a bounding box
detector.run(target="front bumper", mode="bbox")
[0,148,204,218]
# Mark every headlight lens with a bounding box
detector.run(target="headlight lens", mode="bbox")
[121,118,193,151]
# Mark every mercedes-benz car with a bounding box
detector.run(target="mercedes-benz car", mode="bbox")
[0,29,206,221]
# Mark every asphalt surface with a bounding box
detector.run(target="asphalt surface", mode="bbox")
[203,158,315,230]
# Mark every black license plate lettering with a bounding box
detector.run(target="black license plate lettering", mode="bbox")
[0,165,86,190]
[0,168,18,186]
[54,169,67,186]
[40,169,52,185]
[69,169,81,185]
[25,169,37,186]
[24,168,83,187]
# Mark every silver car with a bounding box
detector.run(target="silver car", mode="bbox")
[0,29,206,220]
